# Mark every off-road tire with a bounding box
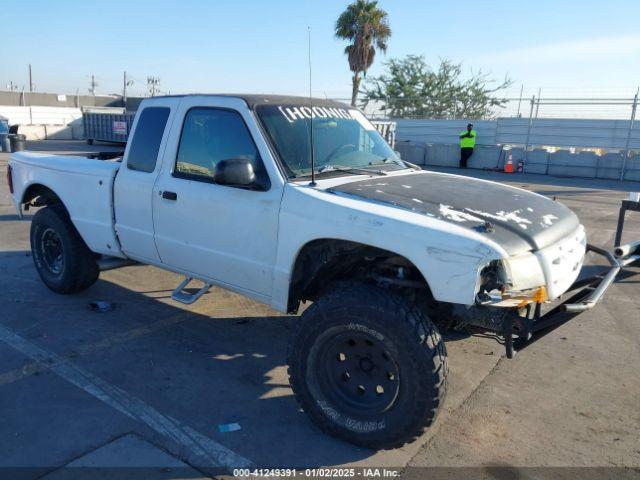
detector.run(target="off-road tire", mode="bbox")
[30,205,99,294]
[288,283,448,449]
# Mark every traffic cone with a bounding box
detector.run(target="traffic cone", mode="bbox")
[504,153,514,173]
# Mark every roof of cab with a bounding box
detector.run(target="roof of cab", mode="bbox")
[146,94,350,110]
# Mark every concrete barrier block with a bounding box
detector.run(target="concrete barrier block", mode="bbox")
[395,141,426,165]
[45,125,73,140]
[623,155,640,182]
[524,149,549,175]
[468,145,502,170]
[424,143,459,167]
[596,153,623,180]
[18,125,47,140]
[548,150,597,178]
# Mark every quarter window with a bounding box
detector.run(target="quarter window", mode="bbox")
[175,108,261,182]
[126,107,170,173]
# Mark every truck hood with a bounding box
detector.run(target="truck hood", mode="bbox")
[327,171,580,254]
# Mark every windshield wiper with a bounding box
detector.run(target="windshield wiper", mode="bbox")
[294,165,388,179]
[317,165,388,176]
[368,157,421,171]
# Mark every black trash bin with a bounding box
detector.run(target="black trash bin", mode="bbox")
[0,135,9,153]
[8,134,26,152]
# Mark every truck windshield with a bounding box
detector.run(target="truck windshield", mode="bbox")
[256,104,406,178]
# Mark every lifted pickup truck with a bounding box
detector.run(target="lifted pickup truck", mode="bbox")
[7,95,637,449]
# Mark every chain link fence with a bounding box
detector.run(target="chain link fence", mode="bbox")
[330,87,640,121]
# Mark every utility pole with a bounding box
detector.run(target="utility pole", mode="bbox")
[89,75,97,96]
[29,64,34,92]
[123,71,130,104]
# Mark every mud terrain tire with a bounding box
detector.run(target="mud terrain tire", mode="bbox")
[288,283,448,449]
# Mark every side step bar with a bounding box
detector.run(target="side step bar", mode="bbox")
[171,277,211,305]
[97,257,137,272]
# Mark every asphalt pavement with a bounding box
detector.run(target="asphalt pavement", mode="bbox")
[0,142,638,479]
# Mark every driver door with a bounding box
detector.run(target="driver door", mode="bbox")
[152,96,283,300]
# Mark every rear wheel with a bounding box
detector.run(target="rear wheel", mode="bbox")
[288,283,448,449]
[30,206,99,294]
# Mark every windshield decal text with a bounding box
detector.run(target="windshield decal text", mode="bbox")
[277,106,353,123]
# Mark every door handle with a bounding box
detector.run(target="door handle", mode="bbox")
[162,191,177,201]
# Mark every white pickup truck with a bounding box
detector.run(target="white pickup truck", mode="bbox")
[7,94,629,449]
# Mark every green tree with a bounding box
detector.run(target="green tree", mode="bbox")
[363,55,513,119]
[335,0,391,106]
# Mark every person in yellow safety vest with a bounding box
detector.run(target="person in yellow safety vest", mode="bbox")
[459,123,477,168]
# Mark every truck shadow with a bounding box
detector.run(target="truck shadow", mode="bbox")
[0,213,32,221]
[0,256,379,468]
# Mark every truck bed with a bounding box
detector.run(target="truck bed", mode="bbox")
[9,152,123,257]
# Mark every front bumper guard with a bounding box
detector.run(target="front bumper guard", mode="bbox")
[502,242,637,358]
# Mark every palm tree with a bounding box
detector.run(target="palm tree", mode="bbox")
[335,0,391,106]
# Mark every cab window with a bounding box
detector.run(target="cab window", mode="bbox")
[126,107,170,173]
[174,107,266,187]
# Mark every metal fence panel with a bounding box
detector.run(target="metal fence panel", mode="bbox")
[496,118,640,150]
[396,117,640,151]
[395,119,497,145]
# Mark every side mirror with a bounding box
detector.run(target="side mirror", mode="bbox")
[214,158,256,187]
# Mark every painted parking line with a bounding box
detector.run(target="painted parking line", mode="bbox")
[0,323,253,470]
[0,311,192,387]
[0,303,247,387]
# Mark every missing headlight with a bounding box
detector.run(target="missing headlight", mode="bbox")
[478,260,510,297]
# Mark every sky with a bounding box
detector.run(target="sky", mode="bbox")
[1,0,639,99]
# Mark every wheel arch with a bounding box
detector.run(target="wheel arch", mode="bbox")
[21,183,71,217]
[286,238,435,314]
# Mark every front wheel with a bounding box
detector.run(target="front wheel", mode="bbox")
[288,284,448,449]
